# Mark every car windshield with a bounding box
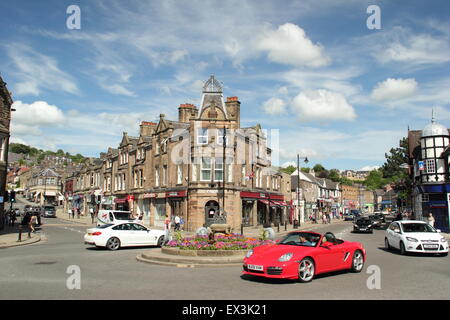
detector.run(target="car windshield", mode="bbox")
[44,206,55,211]
[113,212,131,220]
[357,218,371,224]
[278,232,320,247]
[402,223,436,233]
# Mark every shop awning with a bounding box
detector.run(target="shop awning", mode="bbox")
[259,199,269,205]
[114,198,127,204]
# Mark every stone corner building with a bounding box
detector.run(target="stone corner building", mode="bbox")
[0,76,13,228]
[70,76,290,231]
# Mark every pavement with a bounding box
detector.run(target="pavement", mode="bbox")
[0,224,42,249]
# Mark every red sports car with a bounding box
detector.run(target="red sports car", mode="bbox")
[242,231,366,282]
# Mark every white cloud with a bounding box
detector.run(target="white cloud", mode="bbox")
[257,23,330,67]
[371,78,418,102]
[6,44,79,96]
[262,97,286,115]
[291,89,356,122]
[11,101,65,128]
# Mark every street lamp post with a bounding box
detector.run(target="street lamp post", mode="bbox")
[296,155,309,228]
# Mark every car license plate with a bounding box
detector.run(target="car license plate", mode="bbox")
[424,244,438,249]
[247,264,263,271]
[360,228,366,231]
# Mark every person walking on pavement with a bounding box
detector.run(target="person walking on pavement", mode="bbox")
[68,208,72,219]
[174,215,181,231]
[21,212,32,238]
[10,210,16,227]
[164,214,172,242]
[427,213,435,228]
[90,207,95,224]
[77,207,80,219]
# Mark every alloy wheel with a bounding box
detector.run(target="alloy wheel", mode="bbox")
[106,237,120,251]
[298,258,315,283]
[351,250,364,272]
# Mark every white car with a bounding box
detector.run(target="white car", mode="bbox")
[84,222,166,250]
[385,220,448,256]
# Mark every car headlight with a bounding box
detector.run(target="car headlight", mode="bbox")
[441,237,447,243]
[278,253,293,262]
[406,237,418,242]
[368,225,372,228]
[245,249,254,258]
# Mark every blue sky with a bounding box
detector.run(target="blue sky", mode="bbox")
[1,0,449,171]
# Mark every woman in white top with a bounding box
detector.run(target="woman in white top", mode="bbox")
[427,213,435,227]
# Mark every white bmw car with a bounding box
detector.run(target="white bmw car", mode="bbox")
[84,222,166,250]
[385,220,449,256]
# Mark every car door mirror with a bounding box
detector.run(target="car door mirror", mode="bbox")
[394,228,401,234]
[436,229,441,233]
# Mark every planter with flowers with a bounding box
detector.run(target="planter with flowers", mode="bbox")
[162,233,274,257]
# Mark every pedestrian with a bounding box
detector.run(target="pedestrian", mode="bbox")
[68,208,72,219]
[77,207,80,219]
[10,211,16,227]
[180,216,185,231]
[164,214,171,242]
[427,213,435,228]
[326,212,331,224]
[174,215,181,231]
[21,212,32,238]
[90,207,95,224]
[30,214,37,234]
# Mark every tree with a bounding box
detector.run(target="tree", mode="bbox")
[380,137,412,205]
[280,165,296,175]
[328,169,341,182]
[313,164,326,173]
[363,169,388,190]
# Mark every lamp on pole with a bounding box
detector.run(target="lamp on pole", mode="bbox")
[296,155,309,228]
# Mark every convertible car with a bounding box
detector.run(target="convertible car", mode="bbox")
[243,231,366,283]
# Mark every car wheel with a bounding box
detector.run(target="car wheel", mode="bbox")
[399,241,407,255]
[106,237,121,251]
[384,238,391,251]
[350,250,364,273]
[297,258,315,283]
[157,236,165,247]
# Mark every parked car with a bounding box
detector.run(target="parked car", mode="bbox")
[40,205,56,218]
[385,220,448,256]
[353,217,374,233]
[344,213,354,221]
[84,222,166,250]
[350,210,361,218]
[242,231,366,282]
[96,210,135,226]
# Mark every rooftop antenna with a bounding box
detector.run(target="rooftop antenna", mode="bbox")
[431,108,436,123]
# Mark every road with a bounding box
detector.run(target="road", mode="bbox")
[0,202,449,300]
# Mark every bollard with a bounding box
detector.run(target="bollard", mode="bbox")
[241,224,244,236]
[17,225,22,242]
[277,223,280,233]
[285,220,287,231]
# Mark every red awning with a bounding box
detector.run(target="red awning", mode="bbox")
[259,199,269,205]
[114,198,127,204]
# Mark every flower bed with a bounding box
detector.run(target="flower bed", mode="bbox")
[165,233,274,251]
